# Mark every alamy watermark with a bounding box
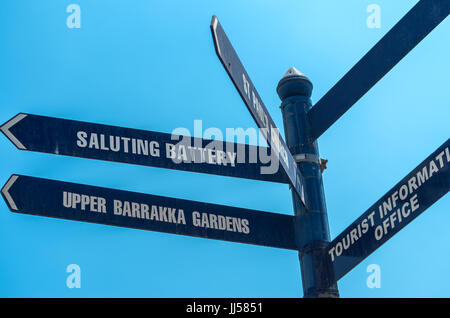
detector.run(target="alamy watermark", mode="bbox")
[366,264,381,288]
[66,4,81,29]
[66,264,81,288]
[367,4,381,29]
[170,120,281,175]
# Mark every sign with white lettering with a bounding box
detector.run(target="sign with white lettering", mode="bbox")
[0,113,288,184]
[1,175,297,250]
[210,16,306,207]
[327,139,450,283]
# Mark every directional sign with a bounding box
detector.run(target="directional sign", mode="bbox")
[1,174,297,250]
[210,16,306,207]
[307,0,450,141]
[0,113,289,184]
[326,139,450,283]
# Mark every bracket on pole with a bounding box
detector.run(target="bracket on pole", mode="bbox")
[294,153,328,172]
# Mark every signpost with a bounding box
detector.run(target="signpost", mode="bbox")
[326,139,450,284]
[0,113,288,184]
[1,174,297,250]
[211,16,306,207]
[1,1,449,297]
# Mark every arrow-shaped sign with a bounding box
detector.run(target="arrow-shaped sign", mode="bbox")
[210,16,306,207]
[307,0,449,142]
[326,139,450,284]
[0,113,289,184]
[1,175,297,250]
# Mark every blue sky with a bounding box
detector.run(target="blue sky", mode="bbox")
[0,0,448,297]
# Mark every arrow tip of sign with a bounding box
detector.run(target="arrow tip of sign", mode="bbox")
[1,175,19,211]
[211,15,218,25]
[0,113,27,150]
[210,15,221,57]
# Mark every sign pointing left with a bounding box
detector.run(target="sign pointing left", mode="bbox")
[0,113,289,184]
[1,174,297,250]
[1,114,27,150]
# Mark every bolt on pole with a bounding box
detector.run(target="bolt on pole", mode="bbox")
[277,67,339,298]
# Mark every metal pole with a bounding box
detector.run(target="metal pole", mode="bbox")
[277,67,339,298]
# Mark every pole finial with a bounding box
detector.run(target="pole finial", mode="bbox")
[277,67,313,100]
[282,67,304,79]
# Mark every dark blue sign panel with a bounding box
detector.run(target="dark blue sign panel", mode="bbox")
[327,139,450,283]
[0,113,288,184]
[1,175,297,250]
[210,16,306,207]
[308,0,449,141]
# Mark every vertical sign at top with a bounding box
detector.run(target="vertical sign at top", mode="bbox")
[210,16,306,207]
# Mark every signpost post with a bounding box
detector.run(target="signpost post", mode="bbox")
[277,68,339,297]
